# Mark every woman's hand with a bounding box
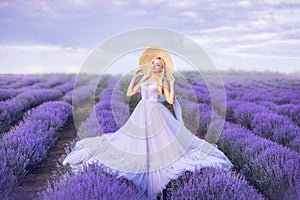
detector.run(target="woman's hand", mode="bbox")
[170,75,175,83]
[134,68,143,77]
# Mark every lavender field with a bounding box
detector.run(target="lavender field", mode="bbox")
[0,71,299,200]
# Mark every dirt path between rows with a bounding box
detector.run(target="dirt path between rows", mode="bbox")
[12,102,93,200]
[12,116,77,200]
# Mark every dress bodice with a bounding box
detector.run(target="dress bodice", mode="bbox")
[140,80,162,102]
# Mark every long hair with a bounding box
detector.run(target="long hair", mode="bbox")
[154,57,166,98]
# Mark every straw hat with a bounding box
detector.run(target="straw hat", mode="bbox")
[138,46,174,80]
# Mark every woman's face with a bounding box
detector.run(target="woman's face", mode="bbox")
[151,58,164,73]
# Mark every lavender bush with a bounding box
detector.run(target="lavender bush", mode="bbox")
[0,89,22,101]
[1,76,40,89]
[96,75,130,134]
[29,74,71,89]
[0,89,63,134]
[251,112,300,152]
[77,75,129,139]
[38,162,146,200]
[62,75,109,105]
[53,76,76,94]
[0,101,72,198]
[0,75,24,88]
[218,122,300,200]
[0,150,18,198]
[231,101,270,129]
[273,103,300,127]
[167,167,265,200]
[62,79,97,104]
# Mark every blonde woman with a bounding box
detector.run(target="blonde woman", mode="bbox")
[63,46,233,200]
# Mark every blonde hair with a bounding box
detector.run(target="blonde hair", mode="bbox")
[152,57,166,98]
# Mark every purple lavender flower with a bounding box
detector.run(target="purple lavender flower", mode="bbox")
[0,101,72,197]
[251,112,300,152]
[219,122,300,200]
[38,162,146,200]
[0,89,63,134]
[167,167,264,200]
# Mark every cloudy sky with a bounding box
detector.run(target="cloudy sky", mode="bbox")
[0,0,299,74]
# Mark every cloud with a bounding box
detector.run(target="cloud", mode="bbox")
[228,39,300,58]
[139,0,165,5]
[181,11,198,18]
[111,0,130,6]
[0,1,9,8]
[25,0,52,13]
[236,1,251,7]
[0,45,89,74]
[168,1,197,9]
[127,9,148,16]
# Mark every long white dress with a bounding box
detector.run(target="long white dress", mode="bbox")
[63,79,233,199]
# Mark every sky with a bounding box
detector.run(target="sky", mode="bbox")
[0,0,299,74]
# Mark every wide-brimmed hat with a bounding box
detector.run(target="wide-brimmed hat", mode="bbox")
[138,46,174,80]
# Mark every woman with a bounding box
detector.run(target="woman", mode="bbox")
[63,46,233,199]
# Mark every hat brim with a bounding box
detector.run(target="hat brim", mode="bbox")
[139,46,174,79]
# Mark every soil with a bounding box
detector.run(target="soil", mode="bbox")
[11,116,77,200]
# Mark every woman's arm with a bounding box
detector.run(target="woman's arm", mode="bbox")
[126,69,142,97]
[163,76,175,105]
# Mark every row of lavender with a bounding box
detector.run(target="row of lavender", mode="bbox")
[0,101,72,199]
[74,75,129,139]
[0,74,96,134]
[39,74,264,200]
[0,74,73,100]
[174,77,213,140]
[62,75,109,105]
